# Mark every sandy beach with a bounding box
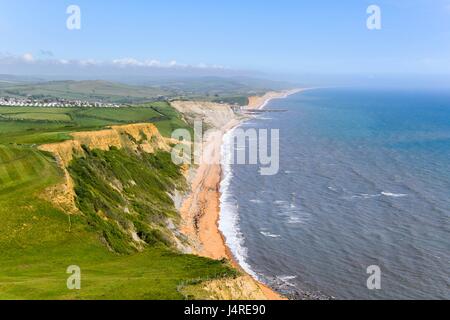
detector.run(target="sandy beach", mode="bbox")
[178,89,303,300]
[247,89,307,110]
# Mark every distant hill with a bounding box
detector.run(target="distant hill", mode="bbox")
[0,74,45,87]
[0,80,164,104]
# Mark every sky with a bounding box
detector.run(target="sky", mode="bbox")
[1,0,450,81]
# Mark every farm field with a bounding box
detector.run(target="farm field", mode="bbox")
[0,101,190,144]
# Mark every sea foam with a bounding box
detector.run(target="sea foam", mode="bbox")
[381,192,408,198]
[218,127,260,280]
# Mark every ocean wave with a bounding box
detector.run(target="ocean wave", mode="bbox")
[360,193,382,199]
[381,192,408,198]
[286,216,308,225]
[249,199,263,204]
[218,127,260,280]
[344,191,408,200]
[276,275,298,287]
[275,200,300,212]
[260,231,281,238]
[343,194,379,200]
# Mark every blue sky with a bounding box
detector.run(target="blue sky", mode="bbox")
[1,0,450,77]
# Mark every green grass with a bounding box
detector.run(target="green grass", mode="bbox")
[145,102,192,137]
[74,107,162,123]
[0,242,235,300]
[0,107,72,114]
[4,112,73,122]
[0,80,168,104]
[0,78,285,104]
[68,147,187,254]
[0,144,237,300]
[0,101,191,145]
[0,103,237,299]
[0,144,61,194]
[212,96,249,106]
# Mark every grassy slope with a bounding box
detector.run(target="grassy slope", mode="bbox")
[69,147,185,254]
[0,105,236,300]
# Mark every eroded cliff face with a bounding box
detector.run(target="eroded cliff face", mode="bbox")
[40,124,169,166]
[181,276,268,300]
[170,100,238,129]
[38,123,170,216]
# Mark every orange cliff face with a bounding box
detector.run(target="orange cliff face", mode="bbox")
[247,95,266,109]
[40,123,168,167]
[38,123,171,214]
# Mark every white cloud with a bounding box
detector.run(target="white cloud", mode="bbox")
[113,58,144,67]
[22,53,34,62]
[111,58,164,67]
[78,59,99,67]
[145,59,161,67]
[0,52,230,73]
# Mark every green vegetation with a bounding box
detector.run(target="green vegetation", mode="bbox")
[0,104,237,300]
[143,102,193,137]
[69,147,186,254]
[0,101,190,144]
[4,112,73,122]
[0,77,288,103]
[0,144,61,199]
[212,96,249,106]
[0,80,168,104]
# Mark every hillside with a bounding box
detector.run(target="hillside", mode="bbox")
[0,103,242,299]
[0,80,165,104]
[0,77,291,104]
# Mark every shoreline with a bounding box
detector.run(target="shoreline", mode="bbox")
[179,89,305,300]
[247,88,310,110]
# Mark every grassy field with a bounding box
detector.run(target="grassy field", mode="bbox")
[0,104,236,300]
[0,170,236,300]
[0,101,190,144]
[0,80,168,104]
[0,78,286,104]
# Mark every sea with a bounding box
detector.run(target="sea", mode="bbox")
[219,88,450,300]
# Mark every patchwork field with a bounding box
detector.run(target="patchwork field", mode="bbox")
[0,103,235,300]
[0,102,190,145]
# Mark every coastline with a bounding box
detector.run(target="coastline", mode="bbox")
[179,89,304,300]
[247,88,307,110]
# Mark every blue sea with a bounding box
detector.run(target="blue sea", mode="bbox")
[219,88,450,300]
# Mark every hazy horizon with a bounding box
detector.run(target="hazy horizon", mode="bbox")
[1,0,450,88]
